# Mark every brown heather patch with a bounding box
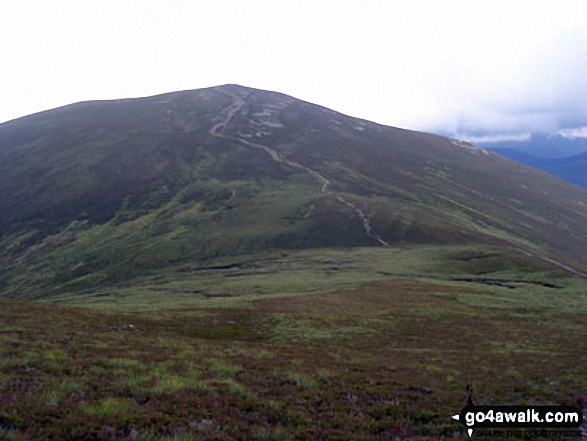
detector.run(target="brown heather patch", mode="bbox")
[254,279,479,316]
[1,276,586,440]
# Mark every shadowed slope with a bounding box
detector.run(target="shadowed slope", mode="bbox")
[215,85,587,261]
[0,84,586,300]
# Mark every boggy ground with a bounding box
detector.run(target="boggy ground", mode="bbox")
[1,272,586,440]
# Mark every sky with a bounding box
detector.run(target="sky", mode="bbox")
[1,0,587,143]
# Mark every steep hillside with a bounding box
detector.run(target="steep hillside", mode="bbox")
[0,84,586,300]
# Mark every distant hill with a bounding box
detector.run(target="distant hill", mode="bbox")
[1,84,586,300]
[490,149,587,189]
[480,132,587,158]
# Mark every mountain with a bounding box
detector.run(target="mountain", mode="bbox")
[490,148,587,189]
[480,131,587,158]
[1,84,587,300]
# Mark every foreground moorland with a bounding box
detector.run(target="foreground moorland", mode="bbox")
[1,246,586,440]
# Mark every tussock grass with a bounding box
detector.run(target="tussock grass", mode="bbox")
[105,357,144,369]
[80,397,136,418]
[252,427,292,440]
[57,378,84,393]
[217,377,255,399]
[206,359,241,377]
[0,245,585,439]
[285,371,318,390]
[152,374,208,394]
[36,245,585,313]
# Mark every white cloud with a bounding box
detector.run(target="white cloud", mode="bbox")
[1,0,586,145]
[558,126,587,139]
[453,133,532,145]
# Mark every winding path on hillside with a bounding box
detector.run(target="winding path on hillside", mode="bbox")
[539,256,587,278]
[510,248,587,278]
[211,88,389,246]
[210,89,587,277]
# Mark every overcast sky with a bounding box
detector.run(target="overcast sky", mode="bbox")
[2,0,587,142]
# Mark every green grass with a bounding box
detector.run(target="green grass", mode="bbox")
[206,359,241,377]
[217,378,254,398]
[2,86,587,314]
[3,245,583,436]
[106,357,144,369]
[152,374,208,394]
[4,110,587,304]
[268,314,368,343]
[34,245,585,315]
[0,256,585,439]
[57,378,84,393]
[252,427,292,440]
[2,82,587,441]
[80,397,136,418]
[285,371,318,390]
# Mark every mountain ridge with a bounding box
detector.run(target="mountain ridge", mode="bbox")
[490,148,587,189]
[480,131,587,158]
[1,84,586,300]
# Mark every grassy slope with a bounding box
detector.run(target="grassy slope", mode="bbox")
[1,85,587,301]
[225,85,587,261]
[1,247,586,440]
[38,245,586,312]
[0,88,381,300]
[1,85,587,439]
